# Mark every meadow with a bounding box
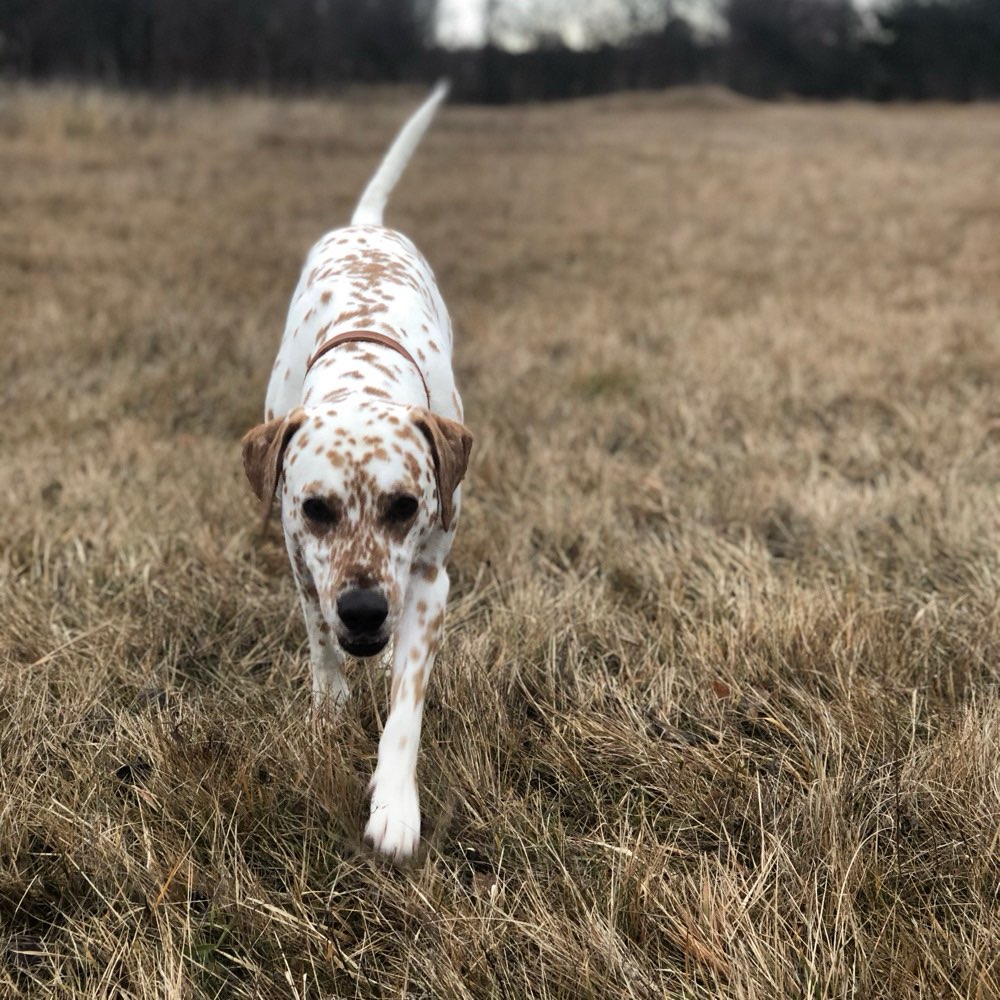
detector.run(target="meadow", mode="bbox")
[0,84,998,998]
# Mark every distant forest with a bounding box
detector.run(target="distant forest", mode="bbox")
[1,0,998,102]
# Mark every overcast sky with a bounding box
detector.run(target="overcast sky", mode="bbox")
[437,0,487,46]
[436,0,882,48]
[436,0,708,48]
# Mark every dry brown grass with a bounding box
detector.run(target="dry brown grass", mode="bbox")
[1,82,999,998]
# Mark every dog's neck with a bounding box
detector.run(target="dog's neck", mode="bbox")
[302,332,430,411]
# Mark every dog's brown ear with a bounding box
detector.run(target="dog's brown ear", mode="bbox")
[241,408,307,518]
[413,410,473,531]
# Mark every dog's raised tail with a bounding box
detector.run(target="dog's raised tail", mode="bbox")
[351,80,450,227]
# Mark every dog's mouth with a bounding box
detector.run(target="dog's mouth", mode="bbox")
[339,635,389,658]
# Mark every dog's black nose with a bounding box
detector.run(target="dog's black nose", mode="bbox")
[337,589,388,634]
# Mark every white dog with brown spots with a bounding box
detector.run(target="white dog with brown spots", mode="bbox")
[242,83,472,860]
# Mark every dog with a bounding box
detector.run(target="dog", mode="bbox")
[241,83,472,860]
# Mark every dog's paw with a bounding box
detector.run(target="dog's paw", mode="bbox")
[364,780,421,860]
[311,683,350,716]
[312,664,350,711]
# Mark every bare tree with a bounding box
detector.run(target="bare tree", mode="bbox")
[723,0,862,97]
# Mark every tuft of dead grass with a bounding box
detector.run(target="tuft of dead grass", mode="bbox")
[1,84,998,998]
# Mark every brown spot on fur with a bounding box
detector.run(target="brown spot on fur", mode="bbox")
[403,454,421,481]
[412,670,428,705]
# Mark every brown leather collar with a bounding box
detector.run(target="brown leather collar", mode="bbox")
[306,330,429,405]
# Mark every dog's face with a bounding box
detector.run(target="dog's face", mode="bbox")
[242,402,471,657]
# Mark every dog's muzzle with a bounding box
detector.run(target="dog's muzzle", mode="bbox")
[336,588,389,657]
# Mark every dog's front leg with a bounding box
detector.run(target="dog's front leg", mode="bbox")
[301,593,349,709]
[365,563,449,859]
[290,557,349,709]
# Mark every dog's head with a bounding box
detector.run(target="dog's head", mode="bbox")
[242,402,472,657]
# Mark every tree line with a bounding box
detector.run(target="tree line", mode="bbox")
[1,0,998,102]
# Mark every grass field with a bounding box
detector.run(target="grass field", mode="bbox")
[1,84,998,998]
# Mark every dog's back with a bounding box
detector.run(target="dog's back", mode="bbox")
[264,84,456,424]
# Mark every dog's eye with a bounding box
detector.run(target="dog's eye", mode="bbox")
[302,497,338,527]
[386,493,419,524]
